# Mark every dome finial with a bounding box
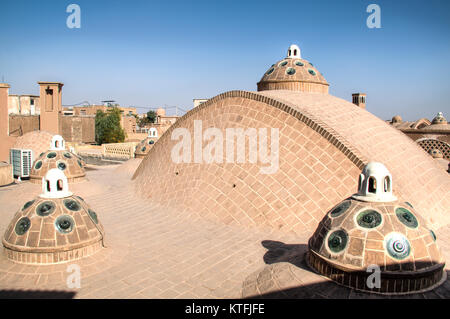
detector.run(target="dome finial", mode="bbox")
[287,44,301,59]
[40,168,72,199]
[50,135,65,151]
[432,112,447,125]
[352,162,397,202]
[148,127,158,138]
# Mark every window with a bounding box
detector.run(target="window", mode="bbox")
[384,176,390,192]
[368,177,376,193]
[286,68,296,75]
[266,67,274,75]
[45,88,53,111]
[294,49,297,55]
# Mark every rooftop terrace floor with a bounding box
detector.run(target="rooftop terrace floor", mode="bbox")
[0,165,449,299]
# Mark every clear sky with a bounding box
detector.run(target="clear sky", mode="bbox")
[0,0,449,120]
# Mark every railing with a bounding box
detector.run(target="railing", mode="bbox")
[101,142,138,159]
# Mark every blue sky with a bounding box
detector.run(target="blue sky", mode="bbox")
[0,0,449,120]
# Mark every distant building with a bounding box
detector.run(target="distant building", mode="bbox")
[388,112,449,168]
[0,82,96,161]
[193,98,208,108]
[7,94,40,115]
[62,104,137,136]
[351,93,366,109]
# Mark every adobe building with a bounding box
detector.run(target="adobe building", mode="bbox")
[63,103,137,137]
[389,112,450,170]
[155,107,179,126]
[132,44,449,236]
[193,99,209,108]
[0,83,16,161]
[137,107,179,141]
[8,94,40,115]
[0,81,95,162]
[38,82,64,135]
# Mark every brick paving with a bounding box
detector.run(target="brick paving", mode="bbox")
[0,165,449,299]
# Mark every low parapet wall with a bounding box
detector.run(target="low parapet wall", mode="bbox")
[102,142,137,159]
[0,162,14,186]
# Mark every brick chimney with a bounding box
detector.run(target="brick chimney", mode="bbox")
[352,93,366,109]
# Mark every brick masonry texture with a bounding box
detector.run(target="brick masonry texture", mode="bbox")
[3,194,105,264]
[0,165,449,298]
[132,94,361,237]
[12,130,54,161]
[29,150,86,183]
[257,58,329,94]
[132,90,450,237]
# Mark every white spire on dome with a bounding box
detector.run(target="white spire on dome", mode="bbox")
[148,127,158,138]
[40,169,72,199]
[287,44,301,59]
[352,162,397,202]
[50,135,65,151]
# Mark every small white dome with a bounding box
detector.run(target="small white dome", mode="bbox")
[352,162,397,202]
[148,127,158,138]
[40,168,72,199]
[50,135,65,151]
[286,44,301,59]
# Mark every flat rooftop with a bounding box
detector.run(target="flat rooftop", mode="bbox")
[0,165,449,299]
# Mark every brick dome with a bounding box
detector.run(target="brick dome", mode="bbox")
[134,137,156,158]
[307,163,445,294]
[392,115,402,123]
[432,112,447,125]
[257,45,329,93]
[30,136,86,183]
[132,90,450,236]
[2,169,105,264]
[12,130,54,159]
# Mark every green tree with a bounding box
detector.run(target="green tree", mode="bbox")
[95,107,126,144]
[146,110,157,124]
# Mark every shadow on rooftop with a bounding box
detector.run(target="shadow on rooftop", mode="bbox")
[256,240,449,299]
[0,290,76,299]
[262,240,309,270]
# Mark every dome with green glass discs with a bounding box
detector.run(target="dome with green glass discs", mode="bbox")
[30,135,86,183]
[307,162,446,294]
[134,137,157,158]
[2,169,105,264]
[257,44,329,93]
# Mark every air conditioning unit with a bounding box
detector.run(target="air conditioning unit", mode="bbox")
[10,149,33,178]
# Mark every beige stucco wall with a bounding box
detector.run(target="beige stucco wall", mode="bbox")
[61,116,95,143]
[8,95,40,115]
[8,115,40,137]
[0,162,13,186]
